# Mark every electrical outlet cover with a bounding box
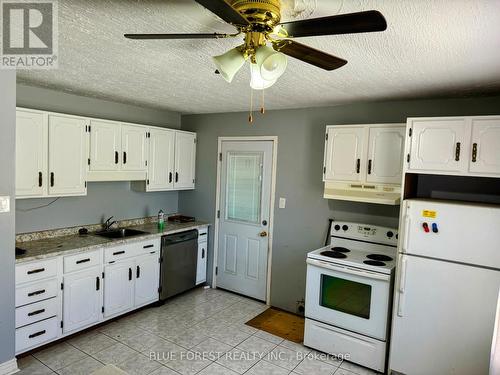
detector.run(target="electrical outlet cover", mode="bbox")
[0,196,10,213]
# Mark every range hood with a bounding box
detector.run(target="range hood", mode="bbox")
[324,181,401,205]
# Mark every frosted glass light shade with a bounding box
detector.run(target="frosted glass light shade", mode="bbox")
[256,45,287,81]
[250,63,276,90]
[212,48,246,83]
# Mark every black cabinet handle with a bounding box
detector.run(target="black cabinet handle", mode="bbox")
[28,289,45,297]
[113,251,125,256]
[455,142,461,161]
[27,268,45,275]
[29,330,46,339]
[28,309,45,317]
[96,277,100,291]
[115,151,119,164]
[38,172,43,187]
[143,244,154,249]
[368,159,372,175]
[175,172,179,183]
[356,159,360,174]
[136,265,140,279]
[169,172,173,183]
[123,151,127,164]
[472,143,478,162]
[202,248,205,259]
[128,268,132,281]
[76,258,90,264]
[50,172,54,187]
[199,233,207,236]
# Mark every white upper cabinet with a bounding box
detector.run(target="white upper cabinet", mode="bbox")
[406,116,500,177]
[147,128,175,191]
[121,124,147,171]
[89,119,121,172]
[366,126,405,184]
[469,118,500,175]
[174,131,197,189]
[48,115,87,196]
[324,127,365,182]
[16,109,48,198]
[408,118,468,173]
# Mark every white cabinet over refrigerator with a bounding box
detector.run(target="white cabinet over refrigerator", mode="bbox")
[390,199,500,375]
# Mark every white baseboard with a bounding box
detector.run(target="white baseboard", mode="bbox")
[0,358,18,375]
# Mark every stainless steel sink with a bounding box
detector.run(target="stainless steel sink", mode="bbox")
[95,228,148,239]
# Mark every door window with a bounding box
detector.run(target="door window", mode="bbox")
[320,274,372,319]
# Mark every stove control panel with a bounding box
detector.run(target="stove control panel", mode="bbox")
[331,221,398,246]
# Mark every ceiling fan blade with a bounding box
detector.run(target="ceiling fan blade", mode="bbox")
[194,0,250,26]
[124,33,233,40]
[278,10,387,38]
[273,40,347,71]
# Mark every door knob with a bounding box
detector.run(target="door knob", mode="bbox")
[259,231,268,237]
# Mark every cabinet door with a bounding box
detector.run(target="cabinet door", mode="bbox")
[16,110,48,197]
[147,128,175,191]
[196,241,207,285]
[174,131,196,189]
[469,118,500,175]
[409,119,468,173]
[121,124,147,171]
[324,127,365,182]
[48,115,87,196]
[63,267,102,333]
[134,253,159,307]
[103,261,134,318]
[89,120,121,171]
[366,126,405,184]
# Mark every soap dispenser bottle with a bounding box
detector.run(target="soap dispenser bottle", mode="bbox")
[158,210,165,230]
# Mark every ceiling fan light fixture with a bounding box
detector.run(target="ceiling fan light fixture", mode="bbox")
[256,45,288,81]
[250,63,277,90]
[212,47,246,83]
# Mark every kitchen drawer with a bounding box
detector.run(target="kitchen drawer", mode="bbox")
[136,238,160,256]
[64,250,101,273]
[16,317,59,354]
[104,239,160,263]
[16,278,59,307]
[16,297,59,328]
[198,227,208,243]
[16,258,58,285]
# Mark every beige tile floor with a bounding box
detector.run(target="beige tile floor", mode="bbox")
[17,287,378,375]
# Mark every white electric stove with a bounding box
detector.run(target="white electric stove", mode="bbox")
[304,221,398,373]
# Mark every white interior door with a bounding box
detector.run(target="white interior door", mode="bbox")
[324,127,365,182]
[121,124,147,171]
[15,110,48,197]
[216,140,273,301]
[469,118,500,175]
[366,126,405,184]
[48,115,87,196]
[89,120,121,171]
[147,128,175,191]
[174,131,196,189]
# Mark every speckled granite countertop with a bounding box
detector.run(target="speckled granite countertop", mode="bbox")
[16,221,210,264]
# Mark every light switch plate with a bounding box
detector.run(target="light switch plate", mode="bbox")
[0,196,10,213]
[279,197,286,209]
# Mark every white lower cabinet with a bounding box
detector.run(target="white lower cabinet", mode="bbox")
[16,317,60,354]
[196,227,208,285]
[135,253,160,307]
[63,267,102,334]
[104,260,135,318]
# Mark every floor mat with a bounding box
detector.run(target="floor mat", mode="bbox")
[91,365,128,375]
[245,307,305,343]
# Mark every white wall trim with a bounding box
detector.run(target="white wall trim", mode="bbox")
[0,358,18,375]
[212,136,278,306]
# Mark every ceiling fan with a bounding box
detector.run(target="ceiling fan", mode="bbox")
[125,0,387,90]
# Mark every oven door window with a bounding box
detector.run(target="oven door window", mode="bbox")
[320,274,372,319]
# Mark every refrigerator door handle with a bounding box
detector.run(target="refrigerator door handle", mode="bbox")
[402,215,411,253]
[397,257,408,317]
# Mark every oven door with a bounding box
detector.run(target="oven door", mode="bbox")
[305,258,391,341]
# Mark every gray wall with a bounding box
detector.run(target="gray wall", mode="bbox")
[0,72,16,365]
[16,85,181,233]
[179,95,500,313]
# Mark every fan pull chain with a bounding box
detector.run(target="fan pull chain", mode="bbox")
[260,89,265,114]
[249,88,254,124]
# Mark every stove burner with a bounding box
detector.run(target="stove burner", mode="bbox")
[321,251,348,259]
[331,247,350,253]
[363,260,386,267]
[367,254,393,262]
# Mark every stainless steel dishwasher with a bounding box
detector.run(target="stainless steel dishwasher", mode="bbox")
[159,230,198,300]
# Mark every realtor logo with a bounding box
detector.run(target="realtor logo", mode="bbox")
[1,0,58,69]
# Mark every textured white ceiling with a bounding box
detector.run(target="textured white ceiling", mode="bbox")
[17,0,500,114]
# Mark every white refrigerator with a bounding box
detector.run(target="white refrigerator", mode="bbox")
[390,199,500,375]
